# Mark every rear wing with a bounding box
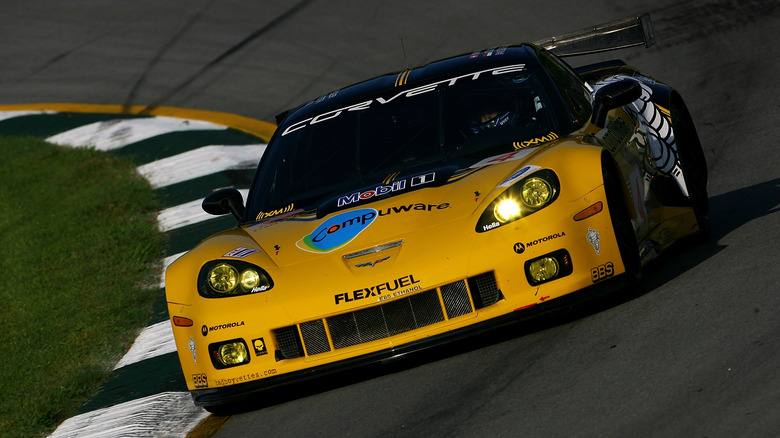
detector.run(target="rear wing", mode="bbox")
[533,14,655,57]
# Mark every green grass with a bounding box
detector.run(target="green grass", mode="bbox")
[0,137,165,438]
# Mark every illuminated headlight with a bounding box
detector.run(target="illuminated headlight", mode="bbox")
[494,199,522,223]
[209,339,250,369]
[198,259,273,298]
[477,169,560,233]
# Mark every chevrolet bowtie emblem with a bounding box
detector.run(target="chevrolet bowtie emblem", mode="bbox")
[355,255,391,268]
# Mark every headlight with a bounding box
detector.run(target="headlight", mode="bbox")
[521,177,553,208]
[494,199,522,223]
[198,259,274,298]
[476,169,560,233]
[207,263,238,292]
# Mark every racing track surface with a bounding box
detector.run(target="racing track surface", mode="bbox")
[3,0,778,436]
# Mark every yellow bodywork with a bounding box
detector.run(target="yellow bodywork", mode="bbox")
[165,111,700,396]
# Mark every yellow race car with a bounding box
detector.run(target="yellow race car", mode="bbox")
[165,16,708,411]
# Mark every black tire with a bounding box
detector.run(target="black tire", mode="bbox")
[671,100,710,237]
[602,156,642,284]
[204,403,237,416]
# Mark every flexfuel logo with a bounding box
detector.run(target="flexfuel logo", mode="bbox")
[335,274,421,304]
[297,208,377,253]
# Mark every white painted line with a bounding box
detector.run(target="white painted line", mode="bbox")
[113,321,177,370]
[159,251,187,289]
[48,391,208,438]
[156,189,249,232]
[0,110,54,121]
[46,116,227,151]
[136,144,266,189]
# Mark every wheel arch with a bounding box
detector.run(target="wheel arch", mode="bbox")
[600,149,642,282]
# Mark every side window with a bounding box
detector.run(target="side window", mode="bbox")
[538,50,592,129]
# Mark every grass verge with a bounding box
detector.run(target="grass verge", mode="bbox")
[0,136,165,438]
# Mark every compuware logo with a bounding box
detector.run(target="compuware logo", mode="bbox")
[297,208,378,253]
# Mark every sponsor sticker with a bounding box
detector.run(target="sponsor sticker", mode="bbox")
[498,165,540,188]
[252,338,268,356]
[337,173,436,208]
[188,336,197,364]
[512,132,559,150]
[256,203,295,221]
[223,247,259,258]
[587,227,601,254]
[591,262,614,282]
[201,321,245,337]
[334,274,420,304]
[297,208,377,253]
[281,64,527,136]
[192,373,208,389]
[513,232,565,254]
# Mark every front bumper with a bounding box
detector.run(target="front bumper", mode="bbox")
[191,274,628,408]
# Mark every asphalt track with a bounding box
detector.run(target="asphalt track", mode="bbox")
[2,0,779,437]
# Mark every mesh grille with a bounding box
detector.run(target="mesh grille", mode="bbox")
[285,272,498,358]
[300,319,330,355]
[327,290,444,350]
[409,290,445,325]
[469,272,501,308]
[441,280,473,318]
[384,298,417,336]
[274,326,304,359]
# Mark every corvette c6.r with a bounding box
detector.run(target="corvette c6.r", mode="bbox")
[165,15,709,411]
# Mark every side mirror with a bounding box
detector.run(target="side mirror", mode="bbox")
[591,79,642,128]
[202,188,245,223]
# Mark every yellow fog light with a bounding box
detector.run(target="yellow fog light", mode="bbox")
[521,177,553,208]
[218,341,249,366]
[528,256,559,283]
[207,263,238,293]
[494,199,521,223]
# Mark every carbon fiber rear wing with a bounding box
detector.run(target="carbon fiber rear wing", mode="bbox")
[533,14,655,57]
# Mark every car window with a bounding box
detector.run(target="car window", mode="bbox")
[246,60,567,220]
[538,50,593,129]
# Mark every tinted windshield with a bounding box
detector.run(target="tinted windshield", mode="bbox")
[246,60,566,221]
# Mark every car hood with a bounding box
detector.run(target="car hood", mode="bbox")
[168,136,605,310]
[241,141,570,269]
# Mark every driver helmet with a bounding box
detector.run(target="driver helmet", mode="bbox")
[469,109,517,134]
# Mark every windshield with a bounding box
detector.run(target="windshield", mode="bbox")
[246,60,566,221]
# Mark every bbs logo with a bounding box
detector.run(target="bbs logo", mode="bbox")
[192,373,208,388]
[591,262,614,283]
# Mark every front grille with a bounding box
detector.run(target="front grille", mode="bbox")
[274,272,500,359]
[469,272,502,308]
[300,319,331,355]
[274,326,304,359]
[328,289,445,349]
[441,280,472,318]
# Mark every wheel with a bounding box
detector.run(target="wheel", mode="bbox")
[602,156,642,284]
[671,101,710,237]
